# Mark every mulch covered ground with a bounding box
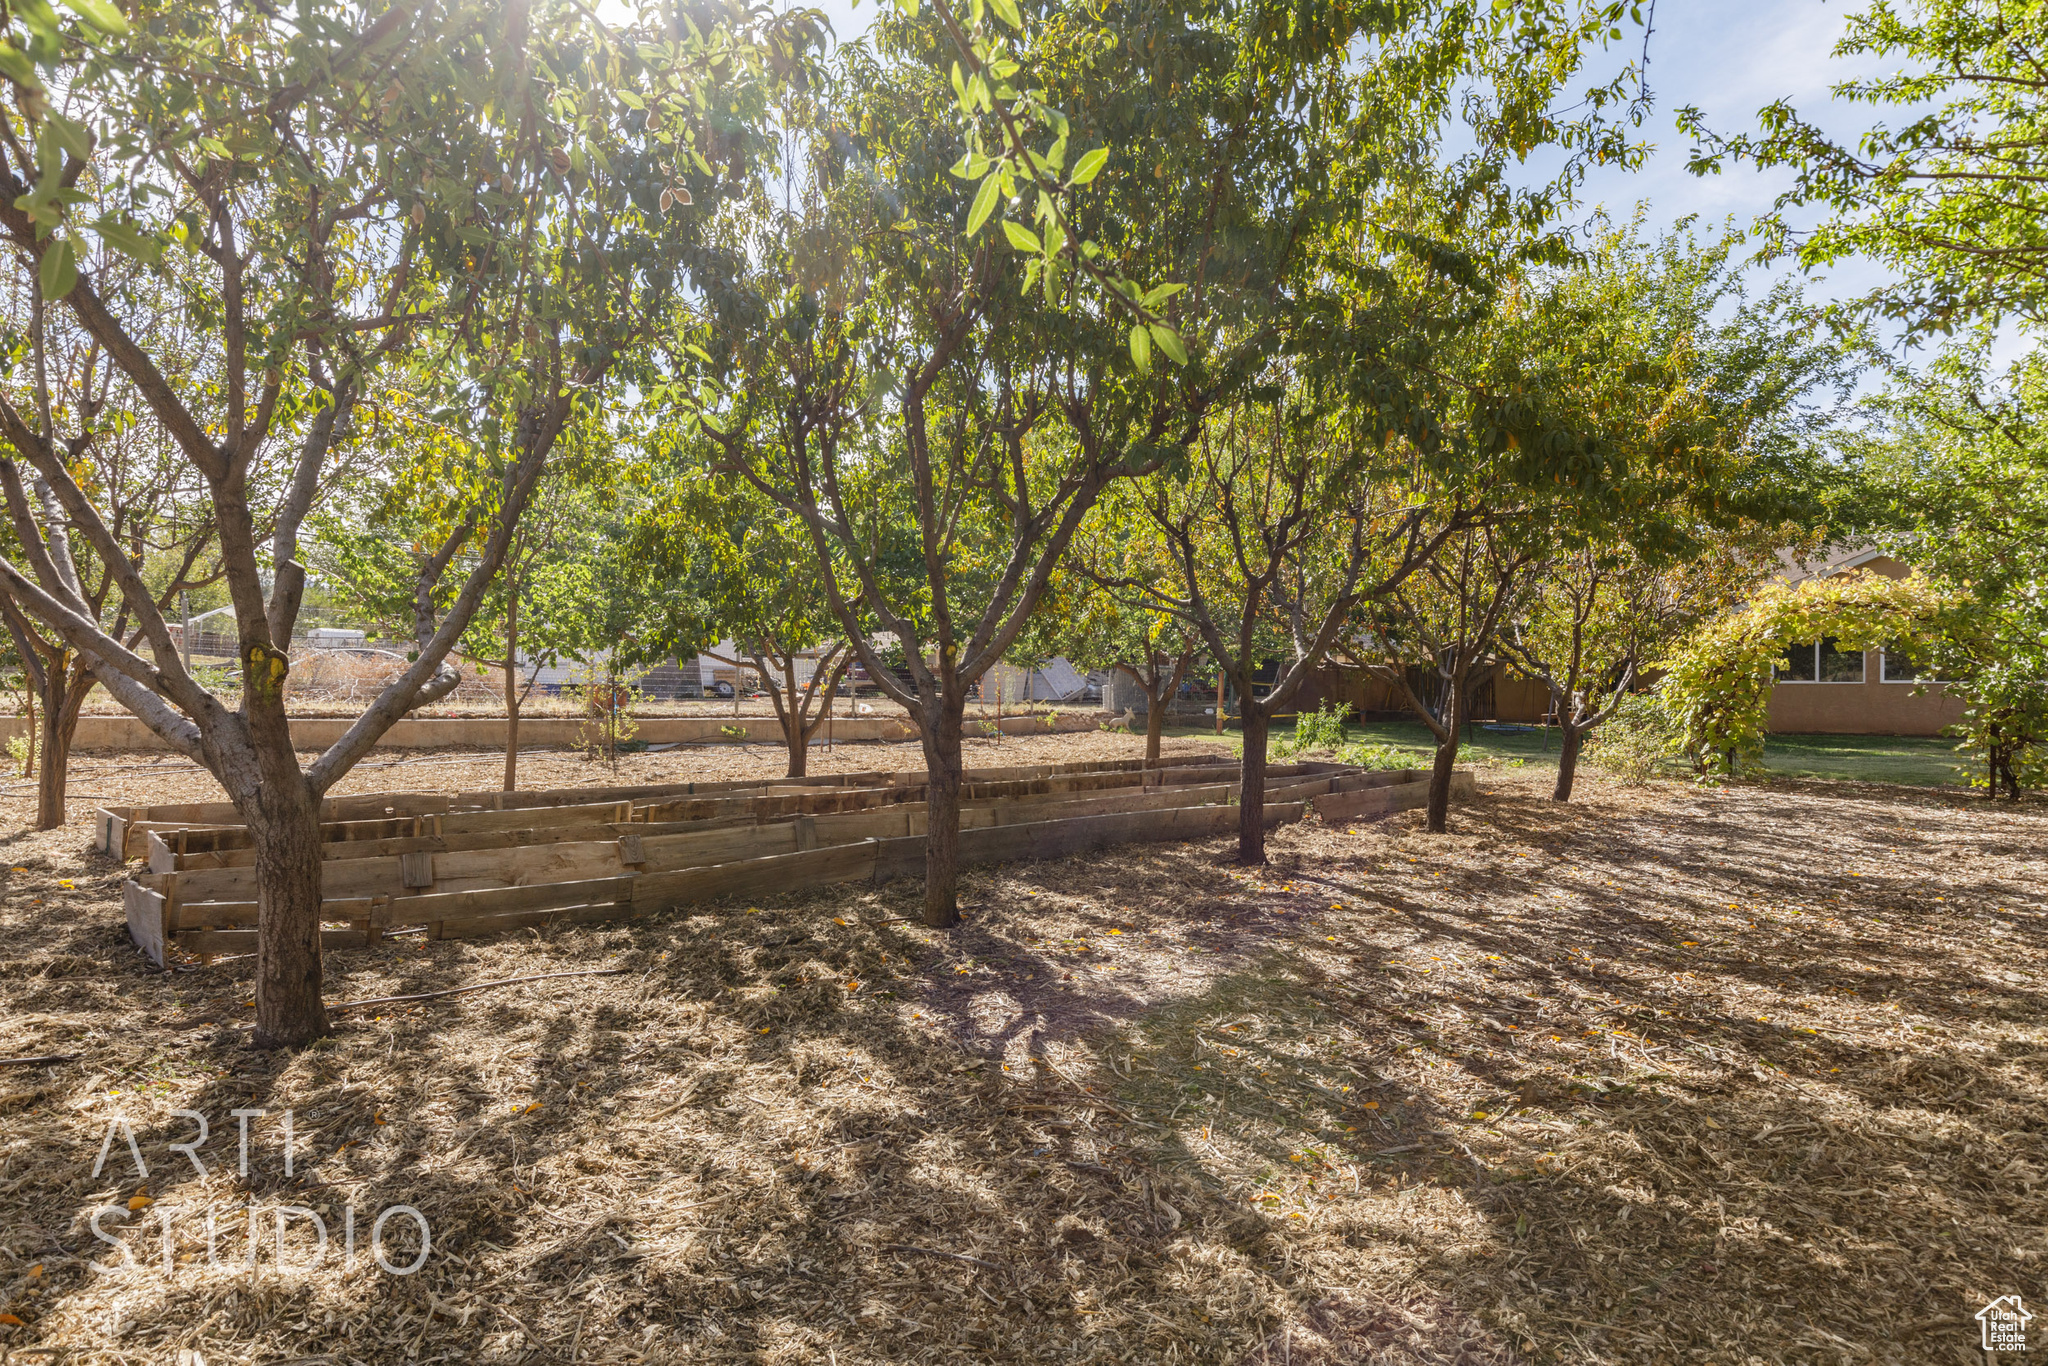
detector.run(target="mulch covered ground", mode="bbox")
[0,736,2041,1365]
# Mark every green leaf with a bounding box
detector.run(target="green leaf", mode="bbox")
[1068,148,1109,185]
[1128,323,1151,372]
[59,0,126,33]
[15,0,60,46]
[989,0,1022,29]
[1001,220,1041,252]
[93,215,162,265]
[1141,281,1186,309]
[966,172,1001,237]
[1148,323,1188,365]
[46,112,91,162]
[0,42,41,90]
[39,236,76,301]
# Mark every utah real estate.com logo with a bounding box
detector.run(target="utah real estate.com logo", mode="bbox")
[1979,1295,2034,1353]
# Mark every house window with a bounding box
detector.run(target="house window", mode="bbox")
[1818,637,1865,682]
[1777,638,1865,683]
[1881,644,1940,682]
[1776,640,1817,681]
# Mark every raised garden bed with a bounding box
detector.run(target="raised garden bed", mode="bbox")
[105,756,1473,967]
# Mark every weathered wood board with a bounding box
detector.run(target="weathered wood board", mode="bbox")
[120,761,1470,964]
[1313,770,1474,822]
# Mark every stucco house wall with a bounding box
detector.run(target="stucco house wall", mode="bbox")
[1765,547,1965,737]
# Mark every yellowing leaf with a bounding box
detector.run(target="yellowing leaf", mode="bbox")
[127,1194,153,1211]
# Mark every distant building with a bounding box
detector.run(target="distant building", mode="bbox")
[1765,546,1962,737]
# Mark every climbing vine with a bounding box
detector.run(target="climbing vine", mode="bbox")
[1655,573,1948,777]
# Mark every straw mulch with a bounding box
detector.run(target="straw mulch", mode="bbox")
[0,741,2040,1365]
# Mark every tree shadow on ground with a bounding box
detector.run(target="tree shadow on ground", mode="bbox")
[4,770,2041,1364]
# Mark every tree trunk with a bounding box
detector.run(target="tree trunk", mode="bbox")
[22,684,34,778]
[33,664,89,830]
[33,670,69,830]
[504,686,520,791]
[919,698,965,927]
[781,657,807,779]
[503,592,520,791]
[1237,701,1269,863]
[1144,698,1165,764]
[248,784,331,1048]
[1425,695,1462,834]
[1553,723,1582,802]
[241,644,331,1049]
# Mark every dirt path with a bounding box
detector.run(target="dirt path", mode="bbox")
[0,747,2040,1364]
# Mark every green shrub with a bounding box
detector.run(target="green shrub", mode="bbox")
[1583,692,1679,783]
[1335,741,1417,771]
[1274,701,1352,757]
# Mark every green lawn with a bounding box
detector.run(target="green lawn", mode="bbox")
[1163,720,1975,788]
[1755,731,1972,788]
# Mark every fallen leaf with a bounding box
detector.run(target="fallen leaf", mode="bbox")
[0,1312,23,1326]
[128,1195,154,1211]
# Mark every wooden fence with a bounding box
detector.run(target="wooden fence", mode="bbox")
[107,756,1473,968]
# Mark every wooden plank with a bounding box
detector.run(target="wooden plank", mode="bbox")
[98,808,134,857]
[157,820,677,872]
[159,834,633,907]
[1312,771,1472,823]
[124,880,167,968]
[174,926,372,958]
[400,851,436,889]
[985,782,1237,823]
[171,896,387,931]
[636,823,802,875]
[872,799,1306,883]
[629,840,879,912]
[394,876,638,922]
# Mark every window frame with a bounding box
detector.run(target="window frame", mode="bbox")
[1774,638,1867,684]
[1879,646,1942,684]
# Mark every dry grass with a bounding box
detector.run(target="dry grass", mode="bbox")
[0,742,2041,1365]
